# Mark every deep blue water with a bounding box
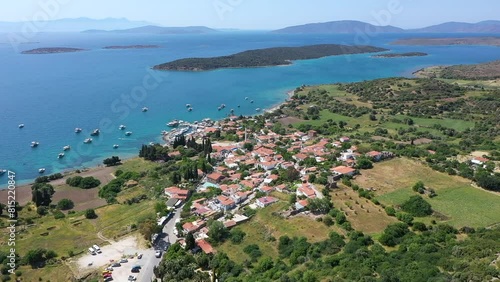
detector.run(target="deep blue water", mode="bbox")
[0,32,499,185]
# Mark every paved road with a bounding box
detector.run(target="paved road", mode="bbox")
[139,207,182,282]
[162,207,181,244]
[137,249,161,282]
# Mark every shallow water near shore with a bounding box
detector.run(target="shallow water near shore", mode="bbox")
[1,31,499,186]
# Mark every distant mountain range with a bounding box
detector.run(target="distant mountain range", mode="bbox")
[84,25,218,34]
[0,17,154,33]
[272,20,500,34]
[1,18,499,34]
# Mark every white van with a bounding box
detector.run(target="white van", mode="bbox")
[88,247,96,255]
[93,244,102,253]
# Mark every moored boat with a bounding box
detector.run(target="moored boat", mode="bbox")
[90,129,100,136]
[125,131,132,136]
[63,145,71,151]
[84,138,92,144]
[38,168,46,173]
[18,123,24,128]
[142,107,149,112]
[75,128,82,133]
[31,141,39,147]
[119,125,126,130]
[0,169,6,175]
[58,153,65,159]
[113,144,119,149]
[167,120,179,127]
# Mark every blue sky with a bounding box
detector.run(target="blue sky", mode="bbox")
[1,0,499,29]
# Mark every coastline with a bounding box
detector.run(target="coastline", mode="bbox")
[264,89,295,114]
[0,161,118,206]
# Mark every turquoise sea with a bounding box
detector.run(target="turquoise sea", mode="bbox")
[0,32,499,186]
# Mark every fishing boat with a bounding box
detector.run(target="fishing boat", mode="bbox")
[18,124,24,128]
[63,145,71,151]
[38,168,46,173]
[58,153,65,159]
[90,129,100,136]
[31,141,39,148]
[186,104,191,108]
[119,125,126,130]
[113,144,119,149]
[125,131,133,136]
[250,100,254,103]
[188,107,193,112]
[75,128,82,133]
[84,138,92,144]
[245,97,249,100]
[142,107,149,112]
[0,169,6,175]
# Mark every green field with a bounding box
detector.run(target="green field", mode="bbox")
[355,158,500,228]
[218,200,340,264]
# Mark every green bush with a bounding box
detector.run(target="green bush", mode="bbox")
[401,196,433,217]
[56,199,74,210]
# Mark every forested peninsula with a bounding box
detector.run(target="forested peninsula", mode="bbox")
[153,44,388,71]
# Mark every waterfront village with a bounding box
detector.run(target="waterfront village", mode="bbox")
[155,108,399,255]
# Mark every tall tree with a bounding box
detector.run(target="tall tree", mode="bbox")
[31,183,55,207]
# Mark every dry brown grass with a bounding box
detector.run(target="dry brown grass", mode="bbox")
[331,186,398,234]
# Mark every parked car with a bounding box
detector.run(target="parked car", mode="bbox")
[137,253,143,259]
[106,266,113,271]
[155,250,162,258]
[131,266,141,273]
[120,258,128,263]
[93,244,102,253]
[128,275,137,281]
[104,277,113,282]
[111,262,121,267]
[88,247,96,255]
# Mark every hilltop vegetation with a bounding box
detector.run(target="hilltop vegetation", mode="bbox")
[153,44,387,71]
[415,60,500,80]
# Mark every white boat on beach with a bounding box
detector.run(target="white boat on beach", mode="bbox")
[63,145,71,151]
[38,168,46,173]
[31,141,39,148]
[256,108,261,111]
[84,138,92,144]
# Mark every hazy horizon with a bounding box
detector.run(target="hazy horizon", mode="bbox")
[0,0,499,30]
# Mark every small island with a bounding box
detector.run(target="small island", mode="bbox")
[103,45,160,49]
[21,47,86,54]
[392,37,500,46]
[373,52,428,58]
[153,44,388,71]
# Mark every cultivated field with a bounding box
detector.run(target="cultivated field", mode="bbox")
[354,158,500,228]
[331,186,398,234]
